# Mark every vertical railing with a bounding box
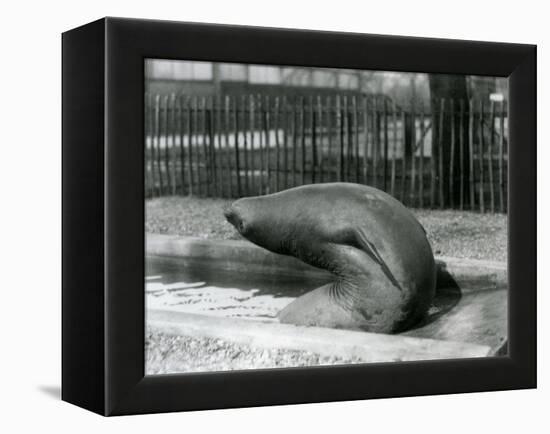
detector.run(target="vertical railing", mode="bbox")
[144,93,508,213]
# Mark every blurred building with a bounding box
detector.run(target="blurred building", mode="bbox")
[145,60,507,107]
[145,60,379,100]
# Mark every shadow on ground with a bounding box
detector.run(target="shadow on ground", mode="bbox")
[37,385,61,400]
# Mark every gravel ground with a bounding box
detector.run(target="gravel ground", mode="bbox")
[146,330,365,374]
[146,196,507,262]
[413,209,507,262]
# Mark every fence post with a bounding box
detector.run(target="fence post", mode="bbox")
[273,96,280,192]
[317,96,324,183]
[154,94,163,196]
[194,97,201,196]
[438,98,445,208]
[468,98,475,210]
[186,97,194,197]
[299,96,306,186]
[234,96,242,197]
[478,99,485,213]
[282,96,289,190]
[291,96,298,187]
[430,102,436,209]
[383,98,389,191]
[248,94,256,195]
[343,95,350,182]
[327,95,335,182]
[177,94,186,196]
[207,97,218,197]
[352,96,360,183]
[311,96,317,184]
[459,99,465,210]
[390,101,397,197]
[336,95,343,182]
[372,97,378,188]
[215,96,223,197]
[410,101,416,206]
[169,93,177,196]
[200,96,209,196]
[163,95,172,195]
[499,101,505,213]
[264,95,272,193]
[160,95,168,196]
[348,96,353,182]
[400,107,406,204]
[147,93,156,197]
[362,95,369,185]
[488,99,495,213]
[161,95,168,194]
[193,96,202,196]
[239,95,248,196]
[235,96,244,196]
[257,94,265,193]
[348,96,354,182]
[419,102,425,208]
[223,95,232,198]
[449,99,455,209]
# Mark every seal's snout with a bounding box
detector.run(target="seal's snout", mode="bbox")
[223,203,242,230]
[223,204,236,223]
[223,204,234,221]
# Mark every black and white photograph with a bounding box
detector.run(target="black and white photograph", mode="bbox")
[2,0,543,429]
[144,59,509,374]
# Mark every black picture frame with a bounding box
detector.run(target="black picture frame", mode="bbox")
[62,17,536,416]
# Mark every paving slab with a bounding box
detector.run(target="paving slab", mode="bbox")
[148,309,492,363]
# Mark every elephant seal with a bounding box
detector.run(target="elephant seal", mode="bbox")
[223,183,436,333]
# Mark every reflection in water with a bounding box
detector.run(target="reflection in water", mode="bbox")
[146,277,294,320]
[146,255,326,321]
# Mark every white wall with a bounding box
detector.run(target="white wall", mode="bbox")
[0,1,545,433]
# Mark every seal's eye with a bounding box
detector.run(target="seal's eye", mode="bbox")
[239,221,245,232]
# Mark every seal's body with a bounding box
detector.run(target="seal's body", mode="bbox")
[224,183,436,333]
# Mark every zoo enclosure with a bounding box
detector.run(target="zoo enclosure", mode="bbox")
[145,93,508,212]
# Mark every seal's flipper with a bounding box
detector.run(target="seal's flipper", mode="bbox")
[278,283,381,331]
[347,228,403,292]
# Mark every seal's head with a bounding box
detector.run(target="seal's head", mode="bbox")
[223,197,287,253]
[223,202,246,234]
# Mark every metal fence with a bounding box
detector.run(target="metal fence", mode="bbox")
[145,93,508,213]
